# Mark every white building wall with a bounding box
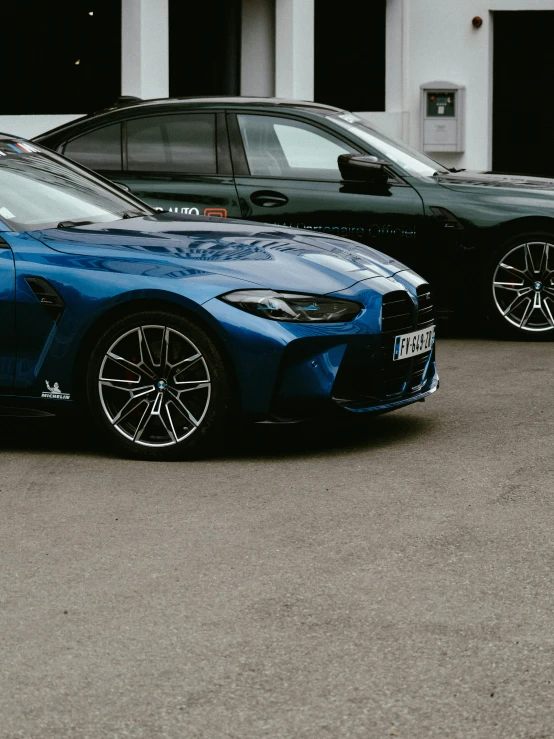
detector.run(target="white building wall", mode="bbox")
[242,0,275,96]
[275,0,314,100]
[121,0,169,99]
[6,0,554,164]
[372,0,554,171]
[0,115,83,140]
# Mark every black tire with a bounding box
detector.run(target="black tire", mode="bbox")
[85,310,230,460]
[486,231,554,340]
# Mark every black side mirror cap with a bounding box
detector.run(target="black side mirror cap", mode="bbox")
[338,154,389,184]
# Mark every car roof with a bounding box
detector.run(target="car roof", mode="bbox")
[33,97,345,142]
[96,96,343,115]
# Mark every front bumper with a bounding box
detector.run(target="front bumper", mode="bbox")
[203,272,439,420]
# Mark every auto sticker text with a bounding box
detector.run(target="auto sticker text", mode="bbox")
[167,206,228,218]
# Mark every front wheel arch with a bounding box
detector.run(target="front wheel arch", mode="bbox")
[485,229,554,339]
[491,216,554,245]
[72,298,239,411]
[84,308,233,459]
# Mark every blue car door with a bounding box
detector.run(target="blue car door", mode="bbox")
[0,236,15,391]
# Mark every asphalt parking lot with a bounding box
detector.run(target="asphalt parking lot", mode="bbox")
[1,337,554,739]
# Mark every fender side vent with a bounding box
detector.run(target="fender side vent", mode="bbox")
[25,277,65,323]
[429,206,464,230]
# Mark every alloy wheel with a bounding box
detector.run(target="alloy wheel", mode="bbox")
[492,241,554,332]
[98,325,211,447]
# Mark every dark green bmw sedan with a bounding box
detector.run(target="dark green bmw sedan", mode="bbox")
[35,96,554,340]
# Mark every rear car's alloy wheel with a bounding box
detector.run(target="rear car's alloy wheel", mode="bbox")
[490,235,554,338]
[86,311,229,459]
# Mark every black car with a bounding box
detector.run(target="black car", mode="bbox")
[35,96,554,340]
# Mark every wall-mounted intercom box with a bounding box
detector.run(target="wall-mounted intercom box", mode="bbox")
[420,81,465,153]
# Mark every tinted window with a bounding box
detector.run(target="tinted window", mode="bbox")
[127,114,217,174]
[237,115,356,180]
[329,114,442,177]
[64,124,123,171]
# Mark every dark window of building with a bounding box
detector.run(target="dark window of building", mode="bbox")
[314,0,386,111]
[3,0,121,114]
[64,124,123,170]
[169,0,241,97]
[126,114,217,174]
[493,11,554,177]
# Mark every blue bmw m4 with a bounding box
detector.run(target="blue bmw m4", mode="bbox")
[0,136,438,459]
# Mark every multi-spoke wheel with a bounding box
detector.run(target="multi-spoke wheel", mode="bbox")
[489,235,554,339]
[86,311,229,459]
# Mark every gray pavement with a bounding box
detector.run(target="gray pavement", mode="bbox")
[1,338,554,739]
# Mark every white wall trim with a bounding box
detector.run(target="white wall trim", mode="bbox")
[121,0,169,100]
[0,115,83,140]
[242,0,276,96]
[275,0,314,100]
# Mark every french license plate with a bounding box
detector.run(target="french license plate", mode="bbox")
[393,326,435,361]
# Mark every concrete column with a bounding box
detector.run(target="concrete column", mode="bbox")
[275,0,314,100]
[121,0,169,100]
[384,0,410,142]
[242,0,276,97]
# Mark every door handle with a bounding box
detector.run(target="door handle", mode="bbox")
[250,190,289,208]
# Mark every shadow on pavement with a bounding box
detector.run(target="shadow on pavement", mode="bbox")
[0,410,434,462]
[222,412,433,461]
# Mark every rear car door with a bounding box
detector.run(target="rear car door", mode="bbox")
[0,235,15,391]
[63,112,241,219]
[230,112,426,272]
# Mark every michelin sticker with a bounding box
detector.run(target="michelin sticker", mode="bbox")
[42,381,70,401]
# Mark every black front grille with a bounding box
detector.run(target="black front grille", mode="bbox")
[380,284,435,398]
[381,291,415,335]
[380,291,416,396]
[333,284,435,407]
[417,285,434,328]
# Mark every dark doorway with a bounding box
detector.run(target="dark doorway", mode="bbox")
[314,0,386,111]
[3,0,121,114]
[493,11,554,177]
[169,0,242,97]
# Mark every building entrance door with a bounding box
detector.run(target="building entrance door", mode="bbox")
[493,11,554,177]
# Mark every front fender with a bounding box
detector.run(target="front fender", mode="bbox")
[3,231,254,397]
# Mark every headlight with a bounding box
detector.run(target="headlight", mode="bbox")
[219,289,362,322]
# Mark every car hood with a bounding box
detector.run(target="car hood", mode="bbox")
[35,214,409,293]
[435,170,554,194]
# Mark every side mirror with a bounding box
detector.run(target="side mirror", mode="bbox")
[338,154,389,184]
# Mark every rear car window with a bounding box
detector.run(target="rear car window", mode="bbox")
[64,123,123,171]
[126,113,217,174]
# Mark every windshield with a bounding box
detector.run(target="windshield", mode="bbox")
[327,113,448,178]
[0,141,151,231]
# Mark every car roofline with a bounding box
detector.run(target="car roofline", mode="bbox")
[0,133,28,142]
[33,97,346,142]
